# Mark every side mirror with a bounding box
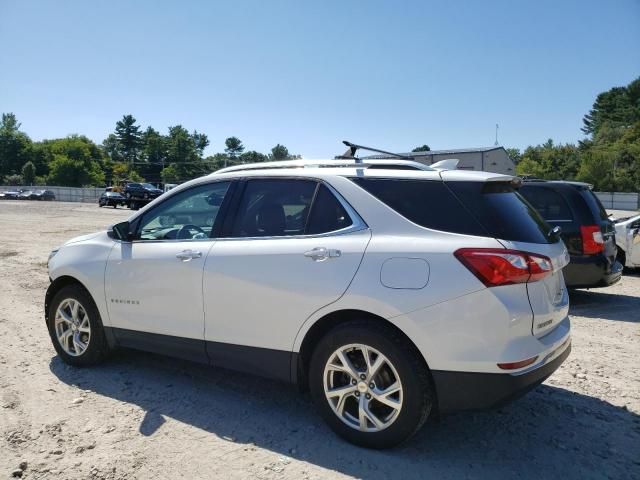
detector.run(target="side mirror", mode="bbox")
[108,221,133,241]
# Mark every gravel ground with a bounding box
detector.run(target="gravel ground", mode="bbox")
[1,200,639,480]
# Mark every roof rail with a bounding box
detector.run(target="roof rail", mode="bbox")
[211,158,436,175]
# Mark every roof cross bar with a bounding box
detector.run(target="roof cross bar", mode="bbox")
[336,141,414,161]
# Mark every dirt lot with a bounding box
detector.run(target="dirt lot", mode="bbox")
[1,200,639,480]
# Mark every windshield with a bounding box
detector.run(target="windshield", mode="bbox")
[142,183,156,189]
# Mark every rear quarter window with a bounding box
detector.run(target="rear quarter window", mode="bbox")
[350,178,487,236]
[446,181,556,244]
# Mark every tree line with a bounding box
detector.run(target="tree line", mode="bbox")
[1,76,638,191]
[0,114,300,187]
[512,76,640,192]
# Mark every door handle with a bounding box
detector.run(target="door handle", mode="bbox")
[176,249,203,262]
[304,247,341,261]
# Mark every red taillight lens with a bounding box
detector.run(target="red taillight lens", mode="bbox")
[454,248,553,287]
[580,225,604,255]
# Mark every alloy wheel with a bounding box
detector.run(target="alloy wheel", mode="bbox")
[323,343,403,432]
[54,298,91,356]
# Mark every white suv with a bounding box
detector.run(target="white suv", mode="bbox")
[45,159,571,448]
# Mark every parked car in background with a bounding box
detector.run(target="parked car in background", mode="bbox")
[18,189,34,199]
[45,158,571,448]
[98,191,127,208]
[518,180,622,288]
[123,182,163,201]
[614,214,640,269]
[0,190,20,199]
[31,190,56,201]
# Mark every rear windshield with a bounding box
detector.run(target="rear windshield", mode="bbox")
[351,177,555,244]
[448,182,555,244]
[519,185,574,222]
[579,188,609,222]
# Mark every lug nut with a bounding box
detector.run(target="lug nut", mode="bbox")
[360,374,366,380]
[355,391,360,397]
[351,379,356,385]
[369,383,375,389]
[365,393,371,399]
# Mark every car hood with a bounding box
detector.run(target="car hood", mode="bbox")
[64,231,105,245]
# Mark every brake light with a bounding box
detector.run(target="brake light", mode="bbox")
[454,248,553,287]
[580,225,604,255]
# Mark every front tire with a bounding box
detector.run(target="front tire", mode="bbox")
[47,285,110,366]
[309,320,433,448]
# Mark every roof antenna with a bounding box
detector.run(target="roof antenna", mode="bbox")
[335,141,413,162]
[494,124,499,146]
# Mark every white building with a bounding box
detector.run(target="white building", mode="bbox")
[365,146,516,175]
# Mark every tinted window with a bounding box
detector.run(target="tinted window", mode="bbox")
[306,184,353,234]
[138,181,230,241]
[580,188,609,222]
[230,179,317,237]
[351,178,487,236]
[519,186,574,221]
[449,182,555,244]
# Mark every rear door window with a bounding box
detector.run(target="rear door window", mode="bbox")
[519,186,574,222]
[306,184,353,234]
[229,179,317,237]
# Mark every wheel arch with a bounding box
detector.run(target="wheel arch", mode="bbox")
[44,276,91,325]
[295,309,436,403]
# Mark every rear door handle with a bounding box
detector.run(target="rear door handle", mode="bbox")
[304,247,341,261]
[176,249,203,261]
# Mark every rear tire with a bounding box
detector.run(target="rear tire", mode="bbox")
[47,285,110,366]
[309,320,433,448]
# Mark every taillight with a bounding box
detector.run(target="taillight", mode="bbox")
[454,248,553,287]
[580,225,604,255]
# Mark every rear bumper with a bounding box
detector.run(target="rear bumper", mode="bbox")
[563,254,622,288]
[432,337,571,413]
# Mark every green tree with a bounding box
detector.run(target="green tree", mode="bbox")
[5,174,23,185]
[0,113,32,179]
[48,154,105,187]
[224,136,244,163]
[102,133,123,162]
[165,125,208,180]
[270,144,289,160]
[582,77,640,135]
[239,150,267,164]
[114,114,142,164]
[140,127,167,183]
[38,135,106,186]
[21,161,36,185]
[161,164,179,183]
[411,144,430,152]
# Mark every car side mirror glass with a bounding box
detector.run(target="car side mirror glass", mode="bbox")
[108,221,133,241]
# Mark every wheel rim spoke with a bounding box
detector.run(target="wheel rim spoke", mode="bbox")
[372,382,402,410]
[327,350,360,380]
[323,343,403,433]
[358,396,384,431]
[364,347,384,379]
